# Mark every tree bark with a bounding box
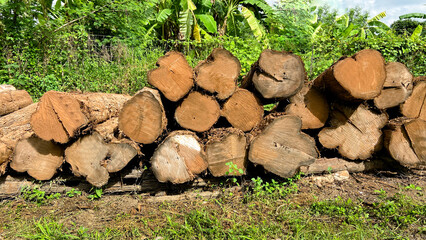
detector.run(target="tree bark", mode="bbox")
[404,119,426,164]
[0,90,33,116]
[300,158,385,174]
[400,80,425,121]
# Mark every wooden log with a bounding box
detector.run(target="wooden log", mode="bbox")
[119,88,167,144]
[374,62,413,109]
[313,49,386,101]
[249,115,318,178]
[300,158,385,174]
[148,51,194,102]
[194,48,241,100]
[204,128,247,177]
[175,91,220,132]
[241,49,305,99]
[151,131,208,184]
[400,80,425,121]
[284,85,329,129]
[221,88,263,132]
[404,119,426,164]
[0,84,16,92]
[318,103,388,160]
[0,90,33,116]
[31,91,130,144]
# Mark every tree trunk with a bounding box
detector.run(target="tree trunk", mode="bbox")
[31,91,130,144]
[148,51,194,102]
[299,158,385,174]
[194,48,241,100]
[285,85,329,129]
[151,131,208,184]
[400,80,425,121]
[175,91,220,132]
[0,89,33,116]
[119,88,167,144]
[313,49,386,101]
[204,128,247,177]
[318,103,388,160]
[241,49,305,99]
[249,115,318,178]
[404,119,426,164]
[221,88,263,132]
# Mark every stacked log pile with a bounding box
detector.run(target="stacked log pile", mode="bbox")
[0,47,425,193]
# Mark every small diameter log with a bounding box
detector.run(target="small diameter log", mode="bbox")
[195,48,241,100]
[374,62,413,109]
[285,85,329,129]
[404,119,426,164]
[204,128,247,177]
[300,158,385,174]
[249,115,318,178]
[175,91,220,132]
[31,91,130,144]
[119,88,167,144]
[400,80,426,121]
[318,104,388,160]
[151,131,208,184]
[148,51,193,102]
[313,49,386,101]
[221,88,263,132]
[241,49,305,99]
[0,90,33,116]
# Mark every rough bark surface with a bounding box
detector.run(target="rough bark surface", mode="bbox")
[404,119,426,164]
[300,158,385,174]
[148,51,194,102]
[151,131,208,184]
[249,115,318,178]
[195,48,241,100]
[0,90,33,116]
[384,122,421,167]
[313,49,386,101]
[400,80,426,121]
[318,104,388,160]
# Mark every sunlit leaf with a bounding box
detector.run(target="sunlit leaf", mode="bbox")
[178,9,193,40]
[368,11,386,23]
[399,13,426,20]
[193,23,201,42]
[196,14,217,33]
[157,9,172,24]
[410,25,423,40]
[241,6,264,40]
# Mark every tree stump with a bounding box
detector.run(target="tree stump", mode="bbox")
[0,89,33,116]
[195,48,241,100]
[151,131,207,184]
[148,51,194,102]
[400,80,425,121]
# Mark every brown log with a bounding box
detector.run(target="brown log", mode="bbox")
[0,90,33,116]
[204,128,247,177]
[0,84,16,92]
[285,85,329,129]
[175,91,220,132]
[119,88,167,144]
[404,119,426,164]
[313,49,386,101]
[241,49,305,99]
[400,80,426,121]
[249,115,318,178]
[221,88,263,132]
[300,158,385,174]
[31,91,130,144]
[318,103,388,160]
[148,51,194,102]
[195,48,241,100]
[374,62,413,109]
[151,131,208,184]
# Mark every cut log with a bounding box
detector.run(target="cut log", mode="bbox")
[148,51,193,102]
[221,88,263,132]
[10,136,63,181]
[318,103,388,160]
[313,49,386,101]
[151,131,208,184]
[300,158,385,174]
[404,119,426,164]
[400,80,426,121]
[249,115,318,178]
[31,91,130,144]
[119,88,167,144]
[175,91,220,132]
[204,128,247,177]
[0,84,16,92]
[0,90,33,116]
[194,48,241,100]
[241,49,305,99]
[285,85,329,129]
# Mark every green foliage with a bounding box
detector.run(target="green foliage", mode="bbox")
[20,185,61,206]
[65,188,82,198]
[311,197,370,225]
[87,187,103,200]
[24,219,79,240]
[247,173,301,201]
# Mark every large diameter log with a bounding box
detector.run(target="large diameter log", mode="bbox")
[119,88,167,144]
[285,85,329,129]
[374,62,413,109]
[241,49,305,99]
[0,90,33,116]
[31,91,130,143]
[384,122,421,167]
[195,48,241,100]
[313,49,386,101]
[175,92,220,132]
[300,158,385,174]
[221,89,263,132]
[205,128,247,177]
[148,51,193,102]
[405,119,426,164]
[318,104,388,160]
[400,80,425,121]
[249,115,318,178]
[151,131,208,184]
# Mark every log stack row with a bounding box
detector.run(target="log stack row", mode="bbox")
[0,48,424,189]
